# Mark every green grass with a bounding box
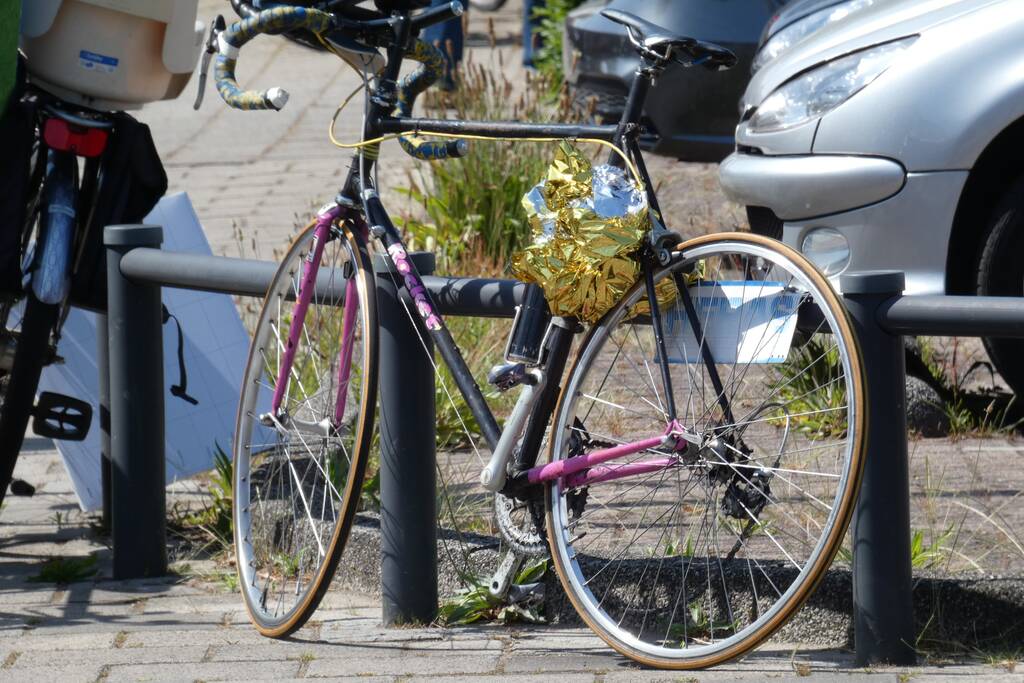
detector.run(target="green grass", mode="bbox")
[910,525,954,569]
[771,335,848,438]
[30,554,98,584]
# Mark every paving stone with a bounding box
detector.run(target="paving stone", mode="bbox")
[103,659,301,682]
[12,644,208,669]
[303,646,501,677]
[405,676,594,683]
[0,664,104,683]
[121,627,267,649]
[4,630,116,652]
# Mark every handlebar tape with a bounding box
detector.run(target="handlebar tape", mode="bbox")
[215,6,333,111]
[396,39,468,160]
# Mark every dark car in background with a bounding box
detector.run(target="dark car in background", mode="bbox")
[564,0,784,162]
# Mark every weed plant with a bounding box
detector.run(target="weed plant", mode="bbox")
[438,558,548,625]
[30,554,98,584]
[771,335,848,438]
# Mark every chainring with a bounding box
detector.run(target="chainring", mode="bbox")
[493,418,599,557]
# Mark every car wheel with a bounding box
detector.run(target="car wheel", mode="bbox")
[976,176,1024,396]
[468,0,506,10]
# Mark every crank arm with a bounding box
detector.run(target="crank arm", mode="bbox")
[487,548,528,601]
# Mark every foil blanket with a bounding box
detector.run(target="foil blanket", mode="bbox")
[511,142,671,322]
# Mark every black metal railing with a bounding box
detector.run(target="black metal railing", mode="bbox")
[98,225,1024,666]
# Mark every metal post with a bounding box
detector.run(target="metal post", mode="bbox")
[104,225,167,579]
[375,251,437,625]
[841,271,916,666]
[96,313,111,531]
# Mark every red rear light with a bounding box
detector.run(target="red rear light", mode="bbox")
[43,118,108,158]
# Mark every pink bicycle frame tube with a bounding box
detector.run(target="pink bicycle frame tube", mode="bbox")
[333,277,358,424]
[526,420,686,488]
[270,206,340,415]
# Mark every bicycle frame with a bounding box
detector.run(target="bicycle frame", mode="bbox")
[268,10,713,493]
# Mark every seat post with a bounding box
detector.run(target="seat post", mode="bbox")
[608,61,657,167]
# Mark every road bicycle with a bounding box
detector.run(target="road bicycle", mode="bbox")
[216,1,866,669]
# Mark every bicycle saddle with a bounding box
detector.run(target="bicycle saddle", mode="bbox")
[601,9,737,70]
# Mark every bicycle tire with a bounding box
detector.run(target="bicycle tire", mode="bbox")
[544,232,866,668]
[0,293,59,507]
[234,219,378,637]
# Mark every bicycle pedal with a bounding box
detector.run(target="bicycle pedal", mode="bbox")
[487,362,535,392]
[32,392,92,441]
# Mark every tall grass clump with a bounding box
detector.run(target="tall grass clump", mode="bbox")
[400,58,573,272]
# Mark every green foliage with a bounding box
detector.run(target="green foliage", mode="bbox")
[438,559,548,626]
[915,337,1022,437]
[772,335,848,438]
[531,0,586,87]
[664,601,738,645]
[434,316,512,449]
[326,446,381,511]
[910,525,954,569]
[170,444,233,557]
[273,551,301,578]
[30,554,98,584]
[192,444,234,551]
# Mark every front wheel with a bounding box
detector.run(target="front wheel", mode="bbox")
[233,218,378,637]
[545,232,866,668]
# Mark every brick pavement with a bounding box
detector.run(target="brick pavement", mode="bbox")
[3,444,1022,682]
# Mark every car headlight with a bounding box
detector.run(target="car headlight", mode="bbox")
[749,37,916,133]
[753,0,877,73]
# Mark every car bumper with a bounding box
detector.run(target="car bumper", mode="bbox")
[719,152,968,295]
[719,153,906,220]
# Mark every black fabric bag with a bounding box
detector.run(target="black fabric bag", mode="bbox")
[70,111,167,311]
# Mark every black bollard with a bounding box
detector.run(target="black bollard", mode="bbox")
[375,251,438,625]
[105,225,167,579]
[841,271,916,666]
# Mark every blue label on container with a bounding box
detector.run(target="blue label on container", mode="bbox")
[79,50,119,74]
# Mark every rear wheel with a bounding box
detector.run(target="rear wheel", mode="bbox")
[545,233,866,668]
[234,218,377,637]
[0,294,58,507]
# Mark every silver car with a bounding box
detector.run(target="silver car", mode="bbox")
[719,0,1024,395]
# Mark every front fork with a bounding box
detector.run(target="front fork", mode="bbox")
[268,204,362,434]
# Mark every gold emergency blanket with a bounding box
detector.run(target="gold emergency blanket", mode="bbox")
[511,143,663,322]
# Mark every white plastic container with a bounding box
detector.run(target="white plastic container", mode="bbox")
[20,0,203,111]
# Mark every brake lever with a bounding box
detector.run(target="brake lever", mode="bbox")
[193,15,227,111]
